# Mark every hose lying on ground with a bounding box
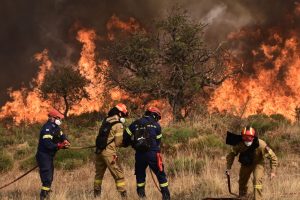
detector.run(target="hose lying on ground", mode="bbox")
[0,145,96,190]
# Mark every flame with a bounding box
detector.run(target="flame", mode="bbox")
[209,30,300,120]
[0,15,145,124]
[106,14,142,40]
[70,28,104,114]
[0,50,52,124]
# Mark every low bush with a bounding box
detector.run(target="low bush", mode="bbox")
[19,155,36,170]
[163,126,198,145]
[0,151,13,172]
[247,114,280,134]
[168,157,205,176]
[55,149,92,170]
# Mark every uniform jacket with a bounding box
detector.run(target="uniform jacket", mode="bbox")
[100,115,124,157]
[226,138,278,173]
[37,120,67,156]
[124,115,162,152]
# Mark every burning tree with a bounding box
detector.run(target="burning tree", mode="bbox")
[40,66,90,117]
[108,8,237,121]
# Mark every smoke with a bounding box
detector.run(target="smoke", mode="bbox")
[0,0,298,106]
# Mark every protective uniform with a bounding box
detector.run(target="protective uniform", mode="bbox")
[226,138,278,200]
[124,112,171,200]
[36,119,68,200]
[94,115,127,197]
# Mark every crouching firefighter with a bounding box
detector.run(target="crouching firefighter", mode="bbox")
[225,126,278,200]
[124,107,171,200]
[36,108,71,200]
[94,103,128,199]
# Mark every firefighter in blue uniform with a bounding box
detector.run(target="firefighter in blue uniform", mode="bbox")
[124,107,171,200]
[36,108,70,200]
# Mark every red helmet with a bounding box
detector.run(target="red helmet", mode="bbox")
[48,108,64,119]
[241,126,255,141]
[115,103,128,116]
[147,106,161,119]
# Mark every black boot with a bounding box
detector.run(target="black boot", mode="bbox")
[137,186,146,198]
[120,191,127,199]
[161,187,170,200]
[94,189,101,198]
[40,190,50,200]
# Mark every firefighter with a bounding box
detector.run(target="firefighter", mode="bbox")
[226,126,278,200]
[94,103,128,199]
[36,108,70,200]
[124,107,171,200]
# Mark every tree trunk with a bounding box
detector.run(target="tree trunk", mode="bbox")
[169,93,185,122]
[63,95,69,118]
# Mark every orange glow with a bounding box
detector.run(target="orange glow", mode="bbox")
[0,15,144,125]
[0,50,52,124]
[106,14,142,40]
[209,31,300,120]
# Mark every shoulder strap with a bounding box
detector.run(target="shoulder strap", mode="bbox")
[104,120,121,147]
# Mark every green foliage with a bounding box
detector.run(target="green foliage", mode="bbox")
[67,111,104,128]
[118,147,136,168]
[108,6,232,121]
[168,157,204,176]
[14,147,34,160]
[191,134,226,156]
[55,149,92,170]
[0,151,13,173]
[163,126,198,145]
[19,155,36,170]
[270,114,290,124]
[40,66,90,117]
[247,114,280,134]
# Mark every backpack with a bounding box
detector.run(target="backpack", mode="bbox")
[96,118,120,151]
[132,121,152,152]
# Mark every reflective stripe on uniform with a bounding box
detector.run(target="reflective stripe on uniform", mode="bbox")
[41,186,51,191]
[156,134,162,139]
[116,180,125,187]
[137,182,146,187]
[126,128,133,136]
[94,179,102,185]
[254,184,263,189]
[42,134,53,139]
[160,182,168,187]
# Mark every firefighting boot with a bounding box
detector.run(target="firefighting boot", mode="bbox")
[120,191,127,199]
[137,186,146,198]
[94,189,101,198]
[40,190,50,200]
[161,187,170,200]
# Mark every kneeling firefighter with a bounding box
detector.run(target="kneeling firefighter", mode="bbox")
[226,126,278,200]
[124,107,171,200]
[94,103,128,199]
[36,108,71,200]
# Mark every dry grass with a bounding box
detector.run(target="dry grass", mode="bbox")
[1,114,300,200]
[0,152,299,200]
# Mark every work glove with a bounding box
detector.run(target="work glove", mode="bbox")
[57,142,66,149]
[63,140,71,148]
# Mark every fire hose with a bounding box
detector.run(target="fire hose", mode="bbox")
[149,168,161,192]
[0,145,96,190]
[0,144,163,195]
[0,165,38,190]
